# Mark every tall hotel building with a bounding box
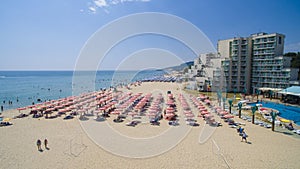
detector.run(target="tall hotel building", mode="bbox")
[217,32,297,93]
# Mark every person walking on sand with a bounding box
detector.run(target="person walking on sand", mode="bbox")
[44,138,48,149]
[37,139,42,151]
[241,131,248,143]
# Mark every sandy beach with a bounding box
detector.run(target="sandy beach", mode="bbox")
[0,82,299,169]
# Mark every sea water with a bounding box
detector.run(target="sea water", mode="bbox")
[0,70,165,110]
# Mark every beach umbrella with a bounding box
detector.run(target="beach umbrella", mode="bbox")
[201,111,209,115]
[198,106,206,109]
[27,105,35,109]
[59,109,68,113]
[220,111,229,115]
[185,113,194,118]
[165,113,175,118]
[17,107,26,113]
[223,114,234,119]
[184,110,192,114]
[31,107,39,112]
[111,111,121,115]
[166,107,174,111]
[147,112,156,117]
[148,109,157,113]
[204,114,213,118]
[99,107,106,111]
[204,99,211,104]
[166,109,175,113]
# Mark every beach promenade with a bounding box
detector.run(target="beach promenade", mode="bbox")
[0,82,299,169]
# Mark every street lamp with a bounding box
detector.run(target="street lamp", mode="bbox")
[256,89,260,101]
[251,106,257,124]
[222,97,226,110]
[217,90,222,106]
[270,110,277,131]
[269,90,273,100]
[228,99,233,114]
[233,88,237,100]
[238,102,243,118]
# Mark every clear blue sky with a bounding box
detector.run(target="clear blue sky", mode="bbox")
[1,0,300,70]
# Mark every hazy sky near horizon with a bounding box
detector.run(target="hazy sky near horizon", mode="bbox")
[1,0,300,70]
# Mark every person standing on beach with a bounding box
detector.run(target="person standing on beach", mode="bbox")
[241,131,248,143]
[44,139,48,149]
[1,105,3,112]
[37,139,42,151]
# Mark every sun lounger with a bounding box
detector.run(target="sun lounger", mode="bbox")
[113,117,124,123]
[70,112,78,116]
[32,114,42,118]
[0,121,12,127]
[94,115,105,122]
[79,115,89,121]
[63,115,74,120]
[264,124,272,128]
[284,124,294,131]
[186,121,199,126]
[168,120,179,126]
[15,113,28,118]
[126,120,140,127]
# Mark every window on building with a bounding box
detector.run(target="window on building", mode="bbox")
[278,36,282,44]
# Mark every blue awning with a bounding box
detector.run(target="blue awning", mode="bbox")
[278,86,300,97]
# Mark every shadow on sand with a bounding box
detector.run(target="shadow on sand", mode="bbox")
[274,130,294,136]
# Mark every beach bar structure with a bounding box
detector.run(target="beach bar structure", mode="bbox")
[277,86,300,104]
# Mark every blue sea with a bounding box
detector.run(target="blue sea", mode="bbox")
[0,70,165,110]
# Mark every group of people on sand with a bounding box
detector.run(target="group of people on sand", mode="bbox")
[36,138,48,151]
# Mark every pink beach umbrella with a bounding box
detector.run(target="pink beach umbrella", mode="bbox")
[198,106,206,110]
[223,114,234,119]
[147,112,157,117]
[128,112,137,116]
[17,107,26,113]
[201,111,209,115]
[185,113,194,118]
[111,111,121,115]
[204,114,213,118]
[166,109,175,113]
[99,107,107,111]
[204,99,211,104]
[220,111,229,115]
[148,109,158,113]
[184,110,192,114]
[166,107,174,111]
[165,113,175,117]
[166,100,174,105]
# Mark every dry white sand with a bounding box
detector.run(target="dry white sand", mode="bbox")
[0,82,299,169]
